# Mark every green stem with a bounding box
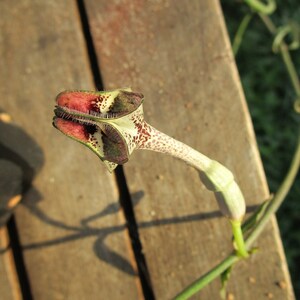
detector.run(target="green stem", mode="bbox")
[259,14,300,97]
[244,0,276,15]
[174,132,300,300]
[233,14,253,56]
[271,23,300,53]
[258,13,276,33]
[231,220,249,257]
[280,44,300,97]
[246,132,300,247]
[174,255,239,300]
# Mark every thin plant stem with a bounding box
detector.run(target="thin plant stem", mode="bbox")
[174,255,239,300]
[258,13,276,33]
[174,132,300,300]
[246,132,300,247]
[280,44,300,97]
[244,0,276,15]
[259,14,300,96]
[233,13,253,56]
[230,220,249,257]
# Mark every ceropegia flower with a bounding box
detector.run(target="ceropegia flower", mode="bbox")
[53,88,246,223]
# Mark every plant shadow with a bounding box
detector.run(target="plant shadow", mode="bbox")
[21,189,259,276]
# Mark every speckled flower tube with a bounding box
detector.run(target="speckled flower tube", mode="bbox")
[53,88,248,257]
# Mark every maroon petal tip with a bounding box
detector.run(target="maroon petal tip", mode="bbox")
[54,117,90,142]
[56,91,99,114]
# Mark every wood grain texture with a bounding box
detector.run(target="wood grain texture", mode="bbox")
[84,0,295,299]
[0,227,21,300]
[0,0,141,299]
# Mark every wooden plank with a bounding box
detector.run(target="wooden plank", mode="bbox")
[0,227,21,300]
[0,1,141,299]
[0,146,22,300]
[84,0,295,299]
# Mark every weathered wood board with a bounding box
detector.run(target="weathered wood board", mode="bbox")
[0,0,141,299]
[0,227,21,300]
[0,153,22,300]
[84,0,295,299]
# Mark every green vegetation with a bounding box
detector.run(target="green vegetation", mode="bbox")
[222,0,300,297]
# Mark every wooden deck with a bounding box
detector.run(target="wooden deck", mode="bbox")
[0,1,295,299]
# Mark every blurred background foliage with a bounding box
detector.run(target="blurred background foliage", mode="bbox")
[221,0,300,297]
